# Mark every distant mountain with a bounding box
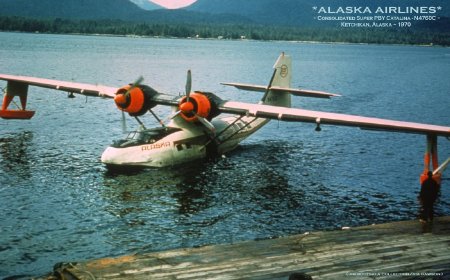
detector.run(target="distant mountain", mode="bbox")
[186,0,312,26]
[0,0,447,28]
[129,0,163,10]
[0,0,251,24]
[0,0,146,20]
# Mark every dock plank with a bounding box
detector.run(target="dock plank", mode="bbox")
[36,216,450,279]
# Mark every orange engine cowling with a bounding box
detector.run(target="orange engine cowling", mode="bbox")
[179,92,212,122]
[114,85,157,117]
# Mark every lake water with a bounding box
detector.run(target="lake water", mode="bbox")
[0,32,449,278]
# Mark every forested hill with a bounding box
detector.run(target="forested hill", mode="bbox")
[0,0,149,20]
[0,0,250,24]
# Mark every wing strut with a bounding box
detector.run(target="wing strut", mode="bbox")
[216,117,260,147]
[261,68,278,103]
[201,115,246,152]
[149,109,166,128]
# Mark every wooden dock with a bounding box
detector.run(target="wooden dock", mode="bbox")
[37,216,450,279]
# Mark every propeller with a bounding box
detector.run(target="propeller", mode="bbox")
[171,70,193,120]
[115,76,144,133]
[170,70,216,136]
[180,70,194,116]
[130,76,144,92]
[114,76,170,130]
[114,76,144,109]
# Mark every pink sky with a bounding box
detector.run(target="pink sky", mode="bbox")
[150,0,197,9]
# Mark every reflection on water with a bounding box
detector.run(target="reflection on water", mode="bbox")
[0,131,34,176]
[94,139,419,253]
[175,180,211,216]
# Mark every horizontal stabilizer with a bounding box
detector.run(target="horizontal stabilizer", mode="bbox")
[221,82,339,99]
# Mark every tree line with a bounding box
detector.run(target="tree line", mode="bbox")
[0,16,448,46]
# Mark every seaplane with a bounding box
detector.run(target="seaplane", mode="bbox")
[1,53,449,183]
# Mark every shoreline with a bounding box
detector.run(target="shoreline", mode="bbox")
[0,30,445,48]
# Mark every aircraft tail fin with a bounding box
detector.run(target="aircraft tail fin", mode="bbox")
[261,52,292,107]
[221,52,339,107]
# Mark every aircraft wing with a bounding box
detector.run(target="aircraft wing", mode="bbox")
[219,101,450,137]
[0,74,118,98]
[1,74,449,137]
[221,82,339,99]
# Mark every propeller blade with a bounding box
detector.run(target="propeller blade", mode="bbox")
[185,70,192,102]
[132,76,144,88]
[197,115,216,135]
[161,110,181,124]
[124,76,144,97]
[171,110,182,120]
[121,110,127,133]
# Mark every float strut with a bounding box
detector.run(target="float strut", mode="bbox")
[421,135,441,185]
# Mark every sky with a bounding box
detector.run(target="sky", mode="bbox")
[150,0,197,9]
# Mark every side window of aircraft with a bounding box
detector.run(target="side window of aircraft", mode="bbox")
[113,127,181,148]
[176,143,193,151]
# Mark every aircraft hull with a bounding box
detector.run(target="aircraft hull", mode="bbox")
[101,116,269,168]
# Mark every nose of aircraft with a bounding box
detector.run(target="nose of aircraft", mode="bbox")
[101,146,148,166]
[100,146,161,167]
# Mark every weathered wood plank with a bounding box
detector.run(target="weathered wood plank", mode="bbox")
[36,216,450,279]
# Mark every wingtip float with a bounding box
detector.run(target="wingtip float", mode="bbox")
[0,53,449,183]
[0,109,35,120]
[0,80,35,119]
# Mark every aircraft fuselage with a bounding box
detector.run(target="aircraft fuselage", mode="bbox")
[101,115,268,168]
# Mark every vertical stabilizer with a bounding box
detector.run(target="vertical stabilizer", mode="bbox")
[262,52,292,107]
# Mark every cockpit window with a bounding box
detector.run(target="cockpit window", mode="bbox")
[112,127,181,148]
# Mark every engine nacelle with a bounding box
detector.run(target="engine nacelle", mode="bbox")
[114,85,158,117]
[179,92,212,122]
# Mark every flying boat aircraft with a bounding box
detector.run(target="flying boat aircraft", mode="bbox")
[1,53,449,183]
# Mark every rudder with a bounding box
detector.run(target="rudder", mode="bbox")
[262,52,292,107]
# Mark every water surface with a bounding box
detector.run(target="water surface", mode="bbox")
[0,32,449,278]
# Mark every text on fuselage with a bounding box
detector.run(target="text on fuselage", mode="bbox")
[141,142,171,151]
